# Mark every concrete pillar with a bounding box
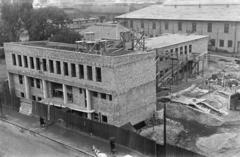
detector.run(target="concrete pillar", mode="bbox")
[7,73,14,91]
[42,79,47,99]
[63,84,67,104]
[86,88,92,119]
[24,75,30,99]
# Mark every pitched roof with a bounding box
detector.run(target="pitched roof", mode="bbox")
[80,23,129,40]
[164,0,240,6]
[145,34,208,50]
[116,5,240,22]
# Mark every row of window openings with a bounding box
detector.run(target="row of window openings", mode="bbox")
[159,45,192,61]
[19,76,112,101]
[12,55,102,82]
[79,88,112,101]
[18,75,41,89]
[20,91,108,123]
[19,81,112,103]
[135,21,230,33]
[93,112,108,123]
[20,92,42,101]
[211,39,233,48]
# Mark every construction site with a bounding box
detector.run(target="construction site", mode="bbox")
[4,17,240,156]
[139,46,240,157]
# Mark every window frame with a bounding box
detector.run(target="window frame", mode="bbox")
[207,23,212,33]
[87,66,93,80]
[12,54,16,65]
[95,67,102,82]
[224,23,229,33]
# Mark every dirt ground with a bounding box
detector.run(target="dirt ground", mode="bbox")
[0,120,89,157]
[145,54,240,157]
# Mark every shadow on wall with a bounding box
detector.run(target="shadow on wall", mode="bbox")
[0,47,4,59]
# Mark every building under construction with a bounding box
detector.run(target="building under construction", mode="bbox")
[4,27,208,127]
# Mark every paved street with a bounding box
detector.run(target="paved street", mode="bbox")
[0,120,89,157]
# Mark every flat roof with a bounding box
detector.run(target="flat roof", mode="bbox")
[145,34,208,50]
[20,41,136,57]
[116,5,240,22]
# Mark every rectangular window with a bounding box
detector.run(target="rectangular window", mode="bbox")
[23,56,28,68]
[64,62,68,76]
[95,67,102,82]
[109,95,112,101]
[42,59,47,71]
[71,63,76,77]
[220,40,224,47]
[224,23,229,33]
[170,49,174,56]
[165,21,168,30]
[92,91,98,97]
[184,45,188,54]
[207,23,212,33]
[36,79,41,88]
[21,92,25,98]
[19,75,23,84]
[189,45,192,53]
[93,113,99,121]
[175,48,178,57]
[79,88,83,94]
[152,21,156,29]
[56,61,61,74]
[12,54,16,65]
[178,22,182,31]
[79,64,84,79]
[18,55,22,67]
[37,97,42,101]
[49,60,54,73]
[30,57,34,69]
[101,93,106,99]
[102,115,108,123]
[192,23,196,32]
[87,66,93,80]
[180,47,183,55]
[228,40,233,47]
[32,95,36,101]
[141,20,144,28]
[36,58,41,70]
[211,39,216,46]
[30,77,34,87]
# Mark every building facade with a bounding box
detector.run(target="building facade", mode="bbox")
[4,41,156,127]
[116,5,240,53]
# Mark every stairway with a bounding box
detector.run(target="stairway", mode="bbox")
[158,60,187,87]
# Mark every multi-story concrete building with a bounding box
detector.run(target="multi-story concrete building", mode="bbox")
[116,3,240,53]
[4,33,208,126]
[4,41,156,127]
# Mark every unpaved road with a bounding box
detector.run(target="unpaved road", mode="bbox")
[0,120,89,157]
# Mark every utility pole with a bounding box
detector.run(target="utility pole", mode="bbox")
[163,101,167,156]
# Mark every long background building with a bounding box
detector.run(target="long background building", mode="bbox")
[116,0,240,53]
